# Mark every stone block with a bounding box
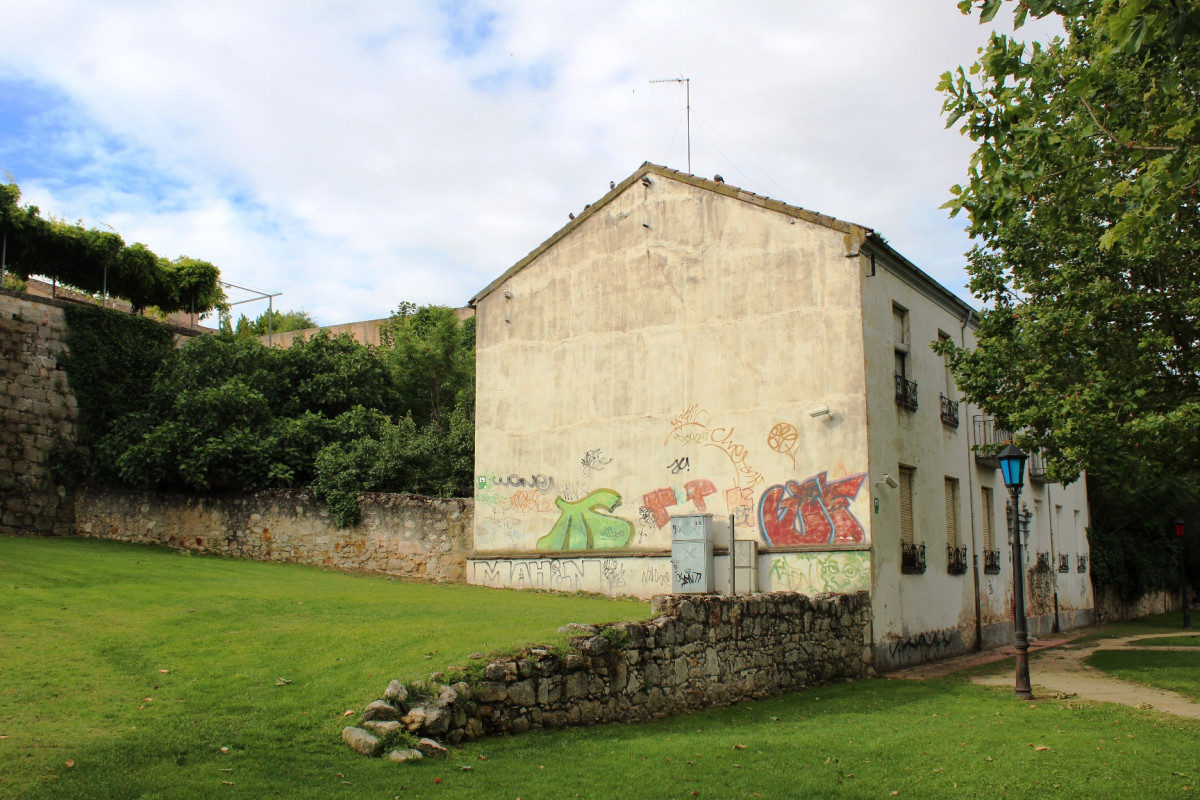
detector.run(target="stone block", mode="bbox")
[342,726,382,756]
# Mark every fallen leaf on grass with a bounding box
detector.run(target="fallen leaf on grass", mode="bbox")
[343,710,354,717]
[0,735,7,739]
[432,778,442,784]
[458,765,472,771]
[733,743,747,750]
[477,755,488,761]
[159,669,170,674]
[222,781,234,786]
[66,760,75,767]
[274,677,292,686]
[219,768,232,773]
[1029,744,1052,752]
[219,747,229,754]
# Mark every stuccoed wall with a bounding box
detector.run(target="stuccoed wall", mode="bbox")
[0,290,78,536]
[342,591,872,760]
[75,486,473,582]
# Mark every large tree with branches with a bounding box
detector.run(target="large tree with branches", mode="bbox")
[939,0,1200,489]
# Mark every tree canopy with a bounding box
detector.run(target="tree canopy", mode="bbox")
[234,308,318,337]
[938,0,1200,489]
[0,182,224,315]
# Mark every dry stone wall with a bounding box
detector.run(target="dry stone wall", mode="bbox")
[343,591,872,760]
[76,486,474,582]
[0,290,78,536]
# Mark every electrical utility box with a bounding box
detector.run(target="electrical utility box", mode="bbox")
[732,538,758,594]
[671,514,714,593]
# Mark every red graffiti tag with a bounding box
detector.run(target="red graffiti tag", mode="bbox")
[684,479,717,511]
[643,487,678,529]
[757,471,867,546]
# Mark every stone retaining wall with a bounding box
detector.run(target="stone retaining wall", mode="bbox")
[343,591,872,760]
[75,486,474,582]
[0,290,78,536]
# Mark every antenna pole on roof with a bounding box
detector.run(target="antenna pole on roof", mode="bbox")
[650,76,691,174]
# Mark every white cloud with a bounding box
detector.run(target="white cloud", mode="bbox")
[0,1,1063,324]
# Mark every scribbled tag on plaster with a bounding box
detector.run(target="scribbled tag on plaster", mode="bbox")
[537,489,634,551]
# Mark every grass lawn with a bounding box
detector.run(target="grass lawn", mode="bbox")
[4,536,1200,799]
[1085,650,1200,703]
[0,535,648,799]
[1126,634,1200,647]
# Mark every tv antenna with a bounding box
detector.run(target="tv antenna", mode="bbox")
[650,76,691,174]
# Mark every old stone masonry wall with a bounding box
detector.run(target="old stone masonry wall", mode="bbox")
[0,291,78,536]
[343,591,872,761]
[76,486,474,582]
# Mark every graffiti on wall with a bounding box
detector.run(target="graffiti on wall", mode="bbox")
[757,472,867,546]
[766,422,800,468]
[642,479,718,528]
[768,551,870,594]
[473,558,587,591]
[724,487,756,532]
[536,489,634,551]
[579,449,612,477]
[509,489,554,514]
[665,404,763,489]
[668,457,691,474]
[886,629,957,661]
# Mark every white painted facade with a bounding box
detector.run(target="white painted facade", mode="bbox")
[469,163,1092,671]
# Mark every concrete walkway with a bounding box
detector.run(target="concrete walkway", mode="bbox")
[887,630,1200,719]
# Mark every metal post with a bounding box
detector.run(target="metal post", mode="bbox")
[1009,486,1034,699]
[1182,540,1192,629]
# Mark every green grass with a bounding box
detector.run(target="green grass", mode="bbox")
[0,535,648,799]
[1073,612,1194,642]
[1127,634,1200,647]
[1086,650,1200,703]
[3,536,1200,799]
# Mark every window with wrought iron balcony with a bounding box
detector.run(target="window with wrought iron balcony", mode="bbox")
[893,304,918,411]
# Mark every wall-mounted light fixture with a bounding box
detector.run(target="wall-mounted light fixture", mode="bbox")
[875,474,899,489]
[806,405,833,419]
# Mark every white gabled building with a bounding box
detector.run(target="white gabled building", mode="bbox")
[468,163,1093,671]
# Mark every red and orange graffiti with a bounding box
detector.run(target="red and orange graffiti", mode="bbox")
[757,472,867,546]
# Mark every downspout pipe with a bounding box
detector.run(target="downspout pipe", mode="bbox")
[960,308,984,651]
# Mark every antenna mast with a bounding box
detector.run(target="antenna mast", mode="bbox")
[650,76,691,174]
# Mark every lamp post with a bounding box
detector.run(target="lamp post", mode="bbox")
[1176,519,1191,629]
[998,443,1033,700]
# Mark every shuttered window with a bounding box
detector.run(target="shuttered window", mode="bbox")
[893,305,908,345]
[981,487,995,551]
[944,477,960,549]
[899,466,915,546]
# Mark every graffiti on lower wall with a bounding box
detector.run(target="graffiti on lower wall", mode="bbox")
[767,551,870,594]
[471,556,670,595]
[885,629,958,661]
[536,489,634,551]
[758,472,867,546]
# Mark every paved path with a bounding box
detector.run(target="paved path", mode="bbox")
[888,631,1200,719]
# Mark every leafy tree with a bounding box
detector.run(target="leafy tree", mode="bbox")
[381,303,475,425]
[234,308,318,337]
[0,181,224,315]
[937,0,1200,487]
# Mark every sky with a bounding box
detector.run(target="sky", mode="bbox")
[0,1,1062,325]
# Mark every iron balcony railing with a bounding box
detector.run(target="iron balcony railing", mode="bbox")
[947,544,968,575]
[984,549,1002,574]
[972,415,1012,466]
[901,542,927,574]
[1035,551,1051,570]
[940,393,960,428]
[895,374,919,411]
[1077,554,1089,573]
[1029,451,1050,483]
[1058,553,1071,573]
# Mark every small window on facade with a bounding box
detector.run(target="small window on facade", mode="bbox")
[938,331,954,398]
[944,477,960,549]
[899,466,915,546]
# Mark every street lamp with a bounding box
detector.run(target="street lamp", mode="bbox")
[998,443,1033,700]
[1175,518,1191,629]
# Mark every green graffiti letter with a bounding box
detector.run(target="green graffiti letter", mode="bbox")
[537,489,633,551]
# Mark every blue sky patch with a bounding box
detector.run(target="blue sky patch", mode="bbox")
[439,0,498,58]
